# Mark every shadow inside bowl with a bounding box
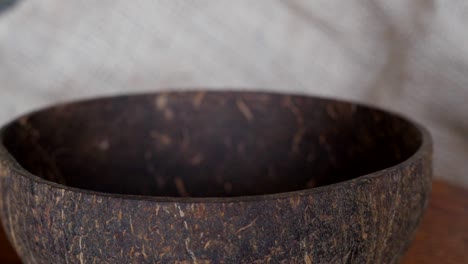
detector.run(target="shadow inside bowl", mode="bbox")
[2,92,421,198]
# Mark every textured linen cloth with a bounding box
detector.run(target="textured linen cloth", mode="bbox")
[0,0,467,186]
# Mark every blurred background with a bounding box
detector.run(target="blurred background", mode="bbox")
[0,0,467,187]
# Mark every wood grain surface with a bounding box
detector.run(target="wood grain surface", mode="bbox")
[401,180,468,264]
[0,180,466,263]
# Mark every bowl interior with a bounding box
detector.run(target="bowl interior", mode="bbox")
[2,92,422,197]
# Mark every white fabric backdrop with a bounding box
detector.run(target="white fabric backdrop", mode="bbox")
[0,0,467,186]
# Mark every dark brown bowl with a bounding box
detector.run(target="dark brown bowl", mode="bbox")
[0,91,431,263]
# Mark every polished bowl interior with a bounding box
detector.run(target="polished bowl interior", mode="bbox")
[0,91,431,264]
[2,91,421,198]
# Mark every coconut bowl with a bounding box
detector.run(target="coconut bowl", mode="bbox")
[0,91,432,263]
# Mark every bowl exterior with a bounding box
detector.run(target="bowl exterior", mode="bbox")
[0,145,431,263]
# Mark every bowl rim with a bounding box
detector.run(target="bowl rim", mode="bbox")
[0,90,432,204]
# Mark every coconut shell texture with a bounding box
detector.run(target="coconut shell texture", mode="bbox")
[0,91,431,263]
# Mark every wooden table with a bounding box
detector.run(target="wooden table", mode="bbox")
[0,180,466,263]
